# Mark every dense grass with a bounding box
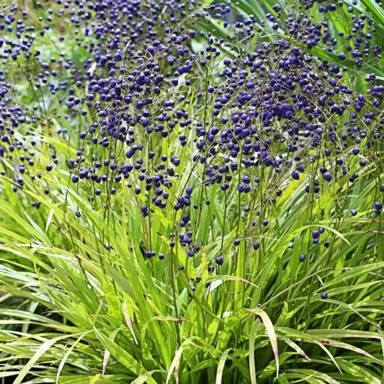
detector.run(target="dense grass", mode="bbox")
[0,0,383,383]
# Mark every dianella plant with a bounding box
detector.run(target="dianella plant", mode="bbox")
[0,0,383,383]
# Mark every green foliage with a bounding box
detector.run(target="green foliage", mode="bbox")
[0,0,383,383]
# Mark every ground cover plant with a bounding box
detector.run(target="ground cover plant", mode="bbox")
[0,0,383,382]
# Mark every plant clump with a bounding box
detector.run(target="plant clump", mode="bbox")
[0,0,383,383]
